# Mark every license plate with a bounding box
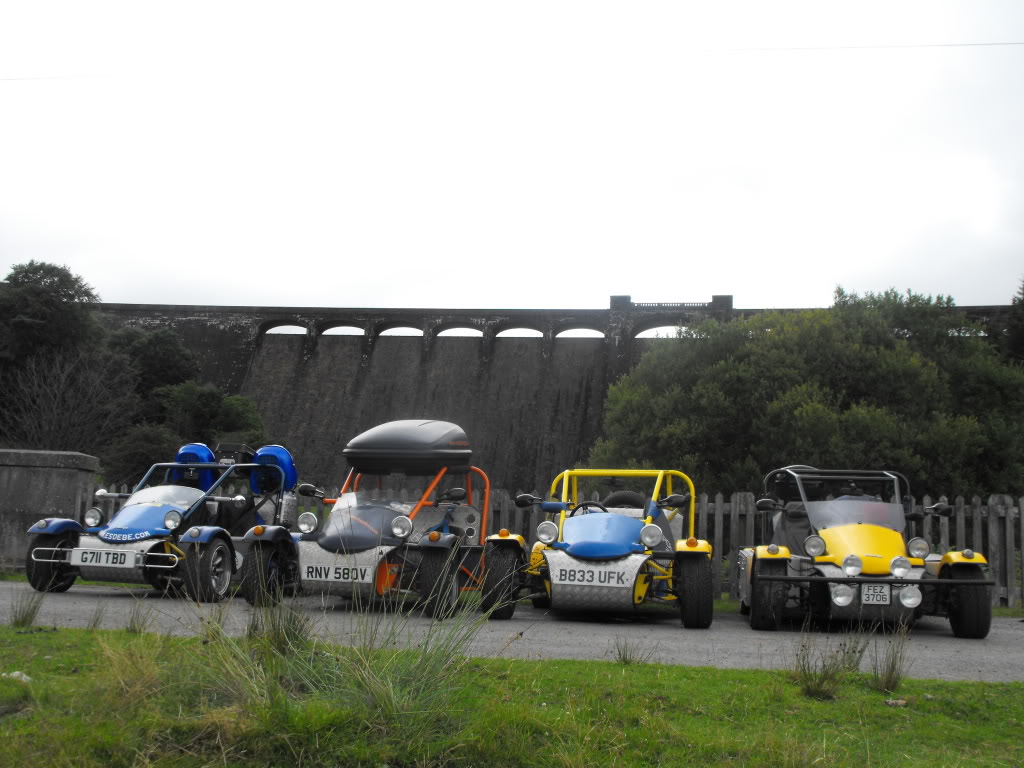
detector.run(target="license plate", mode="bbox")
[303,564,374,583]
[550,566,628,586]
[861,584,890,605]
[72,549,134,568]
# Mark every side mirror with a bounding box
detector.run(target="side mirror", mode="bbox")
[926,503,953,518]
[95,488,108,498]
[658,493,690,508]
[904,510,924,522]
[297,483,324,499]
[231,494,248,510]
[438,487,467,503]
[755,498,777,513]
[515,493,541,508]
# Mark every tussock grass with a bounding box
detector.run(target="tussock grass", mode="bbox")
[86,603,106,631]
[7,589,44,628]
[790,622,870,700]
[611,635,656,665]
[870,621,914,693]
[124,598,153,634]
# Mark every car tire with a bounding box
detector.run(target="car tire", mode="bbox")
[418,548,459,619]
[481,545,522,620]
[676,555,714,628]
[25,533,78,593]
[183,539,232,603]
[600,490,646,509]
[749,558,786,631]
[240,542,284,606]
[946,564,991,639]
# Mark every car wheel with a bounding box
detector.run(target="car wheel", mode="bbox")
[25,533,78,593]
[481,545,522,620]
[749,559,786,631]
[946,564,991,639]
[418,548,459,619]
[600,490,646,509]
[240,542,284,606]
[183,539,232,603]
[676,555,713,628]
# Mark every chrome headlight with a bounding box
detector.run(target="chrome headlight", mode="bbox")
[297,512,319,534]
[163,509,182,531]
[536,520,558,544]
[804,535,826,557]
[391,515,413,539]
[831,584,855,607]
[899,585,923,608]
[890,556,912,578]
[842,554,862,577]
[84,507,103,527]
[639,524,664,548]
[907,537,929,559]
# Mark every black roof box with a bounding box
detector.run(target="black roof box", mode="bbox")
[343,420,472,475]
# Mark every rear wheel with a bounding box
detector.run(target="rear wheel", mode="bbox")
[240,542,285,606]
[419,549,459,619]
[676,555,713,628]
[481,545,522,620]
[946,564,991,639]
[601,490,646,509]
[183,539,232,603]
[749,559,786,631]
[25,533,77,593]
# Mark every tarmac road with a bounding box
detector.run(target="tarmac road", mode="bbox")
[4,581,1023,683]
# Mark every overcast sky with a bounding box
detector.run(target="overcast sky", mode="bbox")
[1,1,1022,312]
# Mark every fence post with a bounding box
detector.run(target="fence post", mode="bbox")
[921,495,933,547]
[698,492,708,541]
[712,493,724,599]
[954,495,966,550]
[986,495,1006,607]
[971,496,983,554]
[1007,498,1019,610]
[938,495,950,553]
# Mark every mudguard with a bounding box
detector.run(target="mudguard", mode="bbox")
[941,551,989,567]
[243,524,297,548]
[418,532,460,549]
[179,525,234,547]
[486,532,527,550]
[674,538,713,556]
[27,518,84,536]
[753,544,791,560]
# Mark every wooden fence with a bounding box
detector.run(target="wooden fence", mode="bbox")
[102,482,1022,607]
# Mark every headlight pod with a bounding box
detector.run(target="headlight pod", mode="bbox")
[297,512,319,534]
[639,524,664,548]
[907,537,930,559]
[831,584,855,607]
[391,515,413,539]
[804,535,826,557]
[84,507,103,527]
[537,520,559,544]
[163,510,182,531]
[890,556,912,578]
[899,585,923,608]
[842,554,863,577]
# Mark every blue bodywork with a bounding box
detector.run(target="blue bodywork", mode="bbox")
[176,525,235,546]
[171,443,218,490]
[555,513,647,560]
[27,518,84,536]
[252,445,299,493]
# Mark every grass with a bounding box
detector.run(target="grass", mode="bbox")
[1,620,1022,767]
[6,590,45,628]
[789,623,870,700]
[870,622,913,693]
[611,635,656,665]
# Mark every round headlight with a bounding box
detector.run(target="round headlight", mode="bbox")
[163,510,182,531]
[297,512,319,534]
[831,584,855,607]
[890,556,912,578]
[536,520,558,544]
[84,507,103,527]
[899,584,923,608]
[391,515,413,539]
[804,535,826,557]
[639,524,664,548]
[907,537,930,559]
[842,554,862,577]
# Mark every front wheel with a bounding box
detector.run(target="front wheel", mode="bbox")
[946,564,991,639]
[25,533,78,593]
[183,539,233,603]
[481,545,523,620]
[676,555,714,629]
[749,559,786,631]
[240,542,286,606]
[418,549,459,619]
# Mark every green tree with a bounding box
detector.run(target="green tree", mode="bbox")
[592,290,1024,496]
[1005,277,1024,362]
[151,381,263,447]
[109,327,199,396]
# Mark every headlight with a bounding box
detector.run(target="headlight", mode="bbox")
[899,584,923,608]
[842,554,862,577]
[536,520,558,544]
[831,584,855,607]
[804,535,826,557]
[297,512,319,534]
[890,556,911,578]
[391,515,413,539]
[907,537,929,559]
[84,508,103,527]
[639,524,663,548]
[163,510,182,530]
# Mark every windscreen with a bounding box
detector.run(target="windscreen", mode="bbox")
[806,499,906,532]
[322,493,408,551]
[123,485,205,509]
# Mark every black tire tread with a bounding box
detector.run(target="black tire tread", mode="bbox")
[25,533,77,593]
[676,554,714,629]
[481,545,522,620]
[240,542,282,606]
[749,559,786,631]
[182,540,231,603]
[947,564,991,639]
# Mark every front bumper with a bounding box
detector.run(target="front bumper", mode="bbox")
[543,550,650,612]
[296,541,399,598]
[31,537,179,585]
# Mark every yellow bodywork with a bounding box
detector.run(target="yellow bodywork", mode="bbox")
[754,544,790,560]
[941,550,989,566]
[675,539,712,555]
[486,532,527,549]
[817,524,920,573]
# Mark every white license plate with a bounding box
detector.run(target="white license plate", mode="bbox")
[550,566,629,587]
[71,549,134,568]
[861,584,890,605]
[303,564,374,583]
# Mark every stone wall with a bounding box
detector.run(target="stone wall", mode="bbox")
[0,450,99,569]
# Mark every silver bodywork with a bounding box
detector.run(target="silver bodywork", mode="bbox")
[544,550,648,612]
[32,535,179,585]
[296,540,398,598]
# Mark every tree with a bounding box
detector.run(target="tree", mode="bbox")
[150,381,264,447]
[591,290,1024,495]
[1005,277,1024,362]
[102,423,186,486]
[109,327,199,396]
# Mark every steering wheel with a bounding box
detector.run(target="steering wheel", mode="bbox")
[568,501,608,517]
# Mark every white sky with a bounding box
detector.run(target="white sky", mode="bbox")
[1,1,1022,311]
